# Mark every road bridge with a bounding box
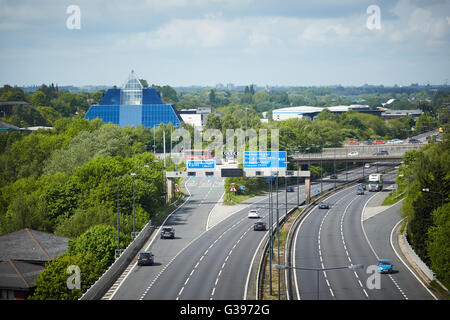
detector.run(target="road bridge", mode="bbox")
[290,143,426,165]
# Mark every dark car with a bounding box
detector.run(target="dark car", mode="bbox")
[253,220,267,231]
[373,150,389,156]
[318,201,329,209]
[357,187,364,195]
[359,183,366,191]
[286,186,294,192]
[408,138,421,144]
[330,174,338,179]
[161,226,175,239]
[137,252,154,266]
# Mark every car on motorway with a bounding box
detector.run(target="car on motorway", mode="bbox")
[330,173,338,179]
[248,209,260,219]
[374,140,385,144]
[373,150,389,156]
[347,141,358,145]
[408,138,421,144]
[161,226,175,239]
[137,251,154,266]
[286,186,294,192]
[318,201,329,209]
[253,220,267,231]
[359,183,366,190]
[348,151,359,157]
[356,187,365,195]
[364,163,370,169]
[377,259,393,274]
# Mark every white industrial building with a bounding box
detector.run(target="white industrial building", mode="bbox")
[178,107,216,131]
[271,105,379,121]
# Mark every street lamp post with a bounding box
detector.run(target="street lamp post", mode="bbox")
[422,188,444,207]
[274,263,364,300]
[116,177,121,258]
[144,164,149,194]
[131,172,136,237]
[269,173,274,295]
[276,174,280,300]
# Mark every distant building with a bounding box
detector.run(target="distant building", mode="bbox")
[84,71,181,128]
[0,100,30,118]
[382,98,396,107]
[0,120,21,132]
[178,107,212,131]
[381,109,423,120]
[226,83,235,91]
[272,106,322,121]
[271,105,382,121]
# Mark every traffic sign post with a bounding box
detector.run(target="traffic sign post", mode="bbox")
[229,183,237,193]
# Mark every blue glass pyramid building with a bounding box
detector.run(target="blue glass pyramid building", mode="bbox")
[84,71,181,128]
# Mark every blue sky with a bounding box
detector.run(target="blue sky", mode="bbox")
[0,0,449,87]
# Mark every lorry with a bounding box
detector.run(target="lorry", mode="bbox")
[368,174,383,191]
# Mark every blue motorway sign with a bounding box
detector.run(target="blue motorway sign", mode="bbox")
[187,159,215,169]
[244,151,287,169]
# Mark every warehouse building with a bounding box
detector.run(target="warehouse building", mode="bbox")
[272,105,383,121]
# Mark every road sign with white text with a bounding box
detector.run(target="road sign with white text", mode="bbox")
[187,160,215,169]
[244,151,287,169]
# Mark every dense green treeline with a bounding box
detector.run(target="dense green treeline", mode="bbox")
[1,83,448,299]
[0,116,178,299]
[400,132,449,289]
[0,118,171,237]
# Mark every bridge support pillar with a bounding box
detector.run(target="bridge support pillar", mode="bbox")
[166,178,173,203]
[305,176,311,204]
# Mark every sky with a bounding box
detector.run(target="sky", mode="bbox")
[0,0,449,88]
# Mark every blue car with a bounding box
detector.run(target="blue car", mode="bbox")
[377,259,393,273]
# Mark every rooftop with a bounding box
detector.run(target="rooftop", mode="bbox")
[0,228,70,264]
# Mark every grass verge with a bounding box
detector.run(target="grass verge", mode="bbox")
[261,208,302,300]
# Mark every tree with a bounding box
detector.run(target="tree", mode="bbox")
[204,114,222,132]
[415,114,438,134]
[67,224,130,270]
[30,252,103,300]
[427,203,450,289]
[209,89,216,106]
[31,91,47,107]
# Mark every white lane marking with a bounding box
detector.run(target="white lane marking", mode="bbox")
[111,177,193,300]
[339,195,369,298]
[390,217,437,300]
[360,195,408,299]
[292,185,358,300]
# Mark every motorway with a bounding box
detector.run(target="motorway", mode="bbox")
[292,171,436,300]
[108,163,394,300]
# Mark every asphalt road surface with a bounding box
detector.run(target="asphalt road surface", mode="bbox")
[292,171,435,300]
[109,163,398,300]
